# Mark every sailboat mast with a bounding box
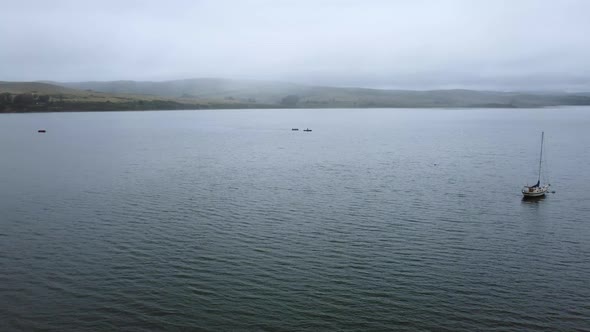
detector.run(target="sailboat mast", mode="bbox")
[538,131,544,183]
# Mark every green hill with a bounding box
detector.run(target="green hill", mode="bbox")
[58,78,590,108]
[0,82,80,95]
[2,78,590,113]
[0,80,269,112]
[57,78,305,104]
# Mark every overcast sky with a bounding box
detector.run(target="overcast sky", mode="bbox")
[1,0,589,90]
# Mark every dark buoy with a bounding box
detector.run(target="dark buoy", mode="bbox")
[38,130,46,133]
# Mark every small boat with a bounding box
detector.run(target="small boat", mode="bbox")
[522,131,550,197]
[292,128,299,131]
[303,128,312,132]
[38,129,46,133]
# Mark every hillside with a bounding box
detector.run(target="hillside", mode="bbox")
[2,78,590,112]
[0,82,80,95]
[0,81,268,112]
[58,78,590,108]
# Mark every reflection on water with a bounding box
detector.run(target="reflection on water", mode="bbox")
[521,195,546,204]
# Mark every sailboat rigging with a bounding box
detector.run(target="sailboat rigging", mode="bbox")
[522,131,550,197]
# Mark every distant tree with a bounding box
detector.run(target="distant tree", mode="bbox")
[280,95,299,107]
[0,93,11,104]
[13,93,34,105]
[37,95,50,103]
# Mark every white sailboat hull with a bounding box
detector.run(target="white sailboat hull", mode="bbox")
[522,185,549,197]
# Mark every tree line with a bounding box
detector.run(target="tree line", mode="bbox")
[0,92,55,111]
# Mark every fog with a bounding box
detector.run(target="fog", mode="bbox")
[1,0,589,90]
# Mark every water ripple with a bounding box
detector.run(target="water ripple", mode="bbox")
[1,108,590,331]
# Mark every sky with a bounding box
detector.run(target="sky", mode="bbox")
[1,0,589,90]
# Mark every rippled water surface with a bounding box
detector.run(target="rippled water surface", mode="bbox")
[1,108,589,331]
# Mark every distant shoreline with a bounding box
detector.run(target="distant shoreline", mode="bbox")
[2,105,583,115]
[2,79,590,113]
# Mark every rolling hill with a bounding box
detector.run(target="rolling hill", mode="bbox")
[2,78,590,112]
[57,78,590,108]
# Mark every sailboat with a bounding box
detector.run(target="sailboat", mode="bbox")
[522,131,550,197]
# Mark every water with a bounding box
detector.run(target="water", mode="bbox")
[1,108,589,331]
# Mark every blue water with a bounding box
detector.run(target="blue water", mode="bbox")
[1,108,589,331]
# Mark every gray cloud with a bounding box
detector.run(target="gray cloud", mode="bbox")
[1,0,589,90]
